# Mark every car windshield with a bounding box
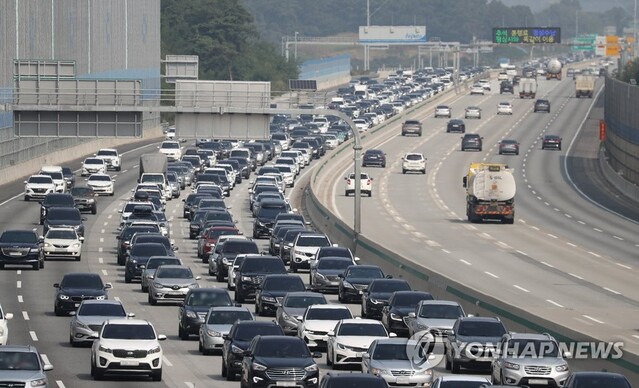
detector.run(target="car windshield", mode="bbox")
[207,310,253,324]
[61,275,103,289]
[406,154,423,161]
[236,325,282,341]
[122,227,157,239]
[393,293,432,307]
[162,142,180,149]
[97,150,117,156]
[46,229,77,239]
[306,308,352,320]
[89,175,111,182]
[186,292,232,307]
[130,244,168,257]
[263,277,305,291]
[317,259,352,270]
[458,321,506,337]
[28,176,53,184]
[570,376,631,388]
[85,159,103,165]
[146,258,180,269]
[156,267,193,279]
[44,195,74,205]
[296,236,330,247]
[419,304,463,319]
[370,281,410,293]
[347,267,383,278]
[373,343,412,361]
[0,352,40,370]
[506,339,559,357]
[338,323,387,336]
[79,303,126,317]
[440,382,488,388]
[102,324,155,340]
[0,231,37,243]
[71,187,93,196]
[256,340,310,358]
[284,296,326,308]
[242,259,284,273]
[208,228,239,239]
[43,172,63,180]
[47,208,81,221]
[223,241,258,254]
[318,248,350,258]
[258,205,287,218]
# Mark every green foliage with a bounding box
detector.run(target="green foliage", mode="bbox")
[619,59,639,83]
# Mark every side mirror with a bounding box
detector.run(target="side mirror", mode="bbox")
[312,351,322,359]
[195,276,201,280]
[53,283,60,288]
[43,364,54,371]
[4,313,13,320]
[563,351,572,358]
[354,257,361,262]
[327,331,335,337]
[222,334,229,340]
[127,312,136,318]
[362,353,370,359]
[389,332,397,338]
[79,237,85,242]
[157,334,167,341]
[408,312,416,318]
[69,311,77,316]
[82,217,87,221]
[385,275,393,279]
[105,283,113,289]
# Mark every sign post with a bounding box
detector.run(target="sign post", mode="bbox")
[492,27,561,44]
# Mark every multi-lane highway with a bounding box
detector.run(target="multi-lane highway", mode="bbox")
[315,74,639,368]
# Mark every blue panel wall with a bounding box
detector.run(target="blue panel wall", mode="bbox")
[299,54,351,82]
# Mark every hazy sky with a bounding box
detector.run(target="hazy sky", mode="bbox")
[502,0,632,13]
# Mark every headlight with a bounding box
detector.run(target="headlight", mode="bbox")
[416,368,433,375]
[390,313,402,321]
[371,367,389,375]
[58,294,69,300]
[30,378,47,387]
[222,257,230,265]
[556,363,569,372]
[369,298,382,304]
[98,345,112,353]
[44,243,52,247]
[186,311,198,319]
[504,361,520,370]
[241,276,252,282]
[153,282,164,288]
[336,343,346,350]
[72,243,81,248]
[261,296,276,303]
[314,273,325,280]
[207,330,222,337]
[96,295,106,300]
[148,346,162,355]
[75,320,90,330]
[231,345,244,354]
[29,248,40,253]
[342,281,354,289]
[252,362,267,371]
[188,283,199,289]
[304,364,318,372]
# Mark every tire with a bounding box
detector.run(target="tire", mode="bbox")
[54,304,64,316]
[33,263,39,271]
[94,366,105,381]
[368,191,372,197]
[344,190,349,197]
[117,256,125,266]
[422,169,426,174]
[216,270,224,282]
[291,261,298,273]
[148,294,157,306]
[151,368,162,382]
[179,325,189,340]
[69,334,76,347]
[109,192,114,197]
[75,255,81,262]
[24,196,30,201]
[451,359,461,374]
[326,348,333,367]
[236,290,245,304]
[142,284,148,293]
[445,354,451,370]
[338,290,344,303]
[402,169,406,174]
[124,275,132,283]
[40,260,44,269]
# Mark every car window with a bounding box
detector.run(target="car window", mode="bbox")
[373,343,411,360]
[186,292,232,307]
[306,308,352,320]
[102,324,155,340]
[207,310,252,324]
[419,304,464,319]
[46,229,77,239]
[79,303,126,317]
[458,321,506,337]
[0,352,40,370]
[338,323,386,336]
[255,340,310,358]
[61,275,103,289]
[156,267,193,279]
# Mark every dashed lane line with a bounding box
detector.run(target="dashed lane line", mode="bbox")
[582,315,605,324]
[22,311,29,321]
[546,299,564,308]
[30,331,38,341]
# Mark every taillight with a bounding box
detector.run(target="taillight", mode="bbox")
[367,180,371,185]
[347,179,352,185]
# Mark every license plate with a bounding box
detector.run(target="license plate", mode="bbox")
[397,377,410,384]
[120,360,139,366]
[529,379,548,385]
[276,382,296,387]
[9,252,22,256]
[359,290,363,294]
[74,303,80,307]
[355,352,362,358]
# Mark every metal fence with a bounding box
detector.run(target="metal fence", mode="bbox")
[604,77,639,185]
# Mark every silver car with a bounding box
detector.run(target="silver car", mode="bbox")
[0,345,53,387]
[362,338,434,386]
[227,254,249,290]
[275,291,327,335]
[198,306,253,355]
[404,300,466,338]
[141,256,183,293]
[69,300,134,346]
[148,265,200,305]
[166,172,181,198]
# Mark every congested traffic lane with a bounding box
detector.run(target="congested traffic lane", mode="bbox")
[323,75,639,364]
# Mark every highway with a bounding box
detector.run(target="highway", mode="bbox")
[315,74,639,368]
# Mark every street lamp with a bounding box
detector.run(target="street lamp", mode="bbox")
[294,32,299,60]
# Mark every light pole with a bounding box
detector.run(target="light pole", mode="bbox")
[294,32,299,60]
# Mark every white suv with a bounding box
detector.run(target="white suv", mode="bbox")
[344,172,372,197]
[91,318,166,381]
[24,175,56,201]
[0,304,14,345]
[402,153,427,174]
[158,141,182,161]
[290,233,332,273]
[81,157,107,176]
[95,149,122,171]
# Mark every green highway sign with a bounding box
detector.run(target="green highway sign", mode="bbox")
[572,45,594,51]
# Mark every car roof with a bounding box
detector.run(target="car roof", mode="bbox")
[308,304,349,310]
[79,299,122,306]
[507,332,552,341]
[189,287,229,294]
[207,306,250,313]
[438,376,491,382]
[106,318,152,326]
[284,291,324,298]
[459,316,501,323]
[62,272,101,278]
[420,300,460,306]
[340,318,383,325]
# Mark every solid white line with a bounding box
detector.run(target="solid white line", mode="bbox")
[100,229,105,234]
[513,285,530,293]
[30,331,38,341]
[569,273,584,280]
[459,259,472,266]
[616,262,632,270]
[546,299,564,308]
[162,356,173,367]
[484,271,499,279]
[22,311,29,321]
[582,315,605,324]
[567,242,577,247]
[588,251,601,258]
[41,354,51,365]
[540,261,555,268]
[603,287,622,295]
[17,295,23,303]
[16,281,21,289]
[56,381,66,388]
[633,335,639,341]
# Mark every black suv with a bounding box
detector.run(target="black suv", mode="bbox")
[43,207,86,237]
[53,272,112,315]
[338,265,387,303]
[0,230,44,270]
[461,134,483,151]
[499,81,514,94]
[39,193,76,224]
[542,135,562,150]
[444,316,508,373]
[209,239,259,281]
[534,99,551,113]
[252,199,289,238]
[116,224,160,265]
[240,336,321,388]
[70,186,97,214]
[124,242,169,283]
[234,255,288,303]
[222,321,284,381]
[447,119,466,133]
[361,279,411,320]
[381,290,434,336]
[178,288,235,339]
[362,149,387,168]
[255,274,306,316]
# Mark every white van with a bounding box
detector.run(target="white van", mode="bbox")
[40,165,66,192]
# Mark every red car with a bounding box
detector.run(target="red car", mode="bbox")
[197,225,241,261]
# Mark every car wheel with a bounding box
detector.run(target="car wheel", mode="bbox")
[117,256,125,266]
[422,169,426,174]
[499,151,502,155]
[33,262,39,271]
[94,365,105,381]
[40,259,44,269]
[148,294,157,306]
[179,325,189,340]
[255,302,260,315]
[216,270,224,282]
[124,275,131,283]
[344,190,349,197]
[109,192,114,197]
[326,347,333,367]
[24,196,30,201]
[451,359,461,374]
[54,304,64,316]
[402,169,406,174]
[69,334,76,347]
[445,353,451,370]
[141,284,148,293]
[368,191,372,197]
[151,368,162,382]
[337,290,344,303]
[76,255,81,262]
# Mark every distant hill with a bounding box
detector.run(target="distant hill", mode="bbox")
[503,0,632,13]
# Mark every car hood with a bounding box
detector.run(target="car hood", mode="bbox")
[153,278,196,286]
[46,219,82,226]
[99,338,159,350]
[253,356,314,369]
[27,183,55,188]
[0,241,38,248]
[370,359,431,371]
[369,292,395,301]
[389,306,414,316]
[88,181,112,186]
[0,370,46,381]
[456,335,501,346]
[281,307,307,319]
[76,315,125,326]
[336,336,384,348]
[345,277,376,286]
[59,288,106,297]
[414,318,456,331]
[45,238,80,245]
[304,320,340,332]
[502,356,567,367]
[317,269,346,277]
[204,323,233,334]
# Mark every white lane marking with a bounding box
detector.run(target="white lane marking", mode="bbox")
[114,296,121,302]
[459,259,472,266]
[441,249,451,254]
[103,222,108,226]
[569,273,584,280]
[99,237,104,243]
[101,269,108,276]
[98,257,104,264]
[41,354,51,365]
[30,331,38,341]
[426,240,440,247]
[616,263,632,270]
[100,229,105,234]
[185,383,196,388]
[540,261,554,268]
[574,317,593,326]
[22,311,29,321]
[578,220,586,225]
[484,271,499,279]
[16,281,21,289]
[613,236,623,241]
[107,214,112,219]
[496,241,510,249]
[593,228,603,233]
[16,270,21,275]
[603,287,622,295]
[583,315,605,324]
[565,214,572,218]
[513,285,530,293]
[531,226,539,231]
[567,242,577,247]
[56,381,66,388]
[17,295,23,303]
[0,193,23,206]
[98,247,103,253]
[547,234,558,239]
[163,356,173,367]
[633,335,639,341]
[588,251,601,258]
[546,299,564,308]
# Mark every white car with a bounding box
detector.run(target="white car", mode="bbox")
[465,106,482,119]
[24,175,56,201]
[402,153,427,174]
[0,304,14,345]
[81,157,107,176]
[43,227,84,261]
[94,148,121,171]
[344,172,372,197]
[91,318,166,381]
[326,318,396,368]
[40,166,67,193]
[272,164,295,187]
[86,174,115,196]
[297,305,353,349]
[497,72,509,81]
[158,140,182,161]
[290,233,332,273]
[353,119,370,132]
[478,79,492,91]
[497,101,513,115]
[469,84,485,95]
[165,126,176,140]
[434,105,452,118]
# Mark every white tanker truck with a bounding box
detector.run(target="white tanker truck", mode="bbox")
[545,58,562,80]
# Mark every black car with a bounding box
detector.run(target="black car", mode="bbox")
[542,135,562,150]
[447,119,466,133]
[313,246,354,263]
[563,372,631,388]
[39,193,76,225]
[61,167,76,188]
[178,287,235,339]
[43,207,86,237]
[115,224,160,265]
[499,139,520,155]
[0,230,44,270]
[234,255,288,303]
[252,199,289,238]
[444,316,507,373]
[182,192,214,219]
[361,279,412,320]
[310,257,353,293]
[255,274,306,316]
[534,99,551,113]
[381,290,434,336]
[269,221,305,255]
[222,321,284,381]
[53,272,111,315]
[338,265,387,303]
[124,242,169,283]
[499,81,514,94]
[210,239,259,281]
[320,373,389,388]
[362,149,387,168]
[190,209,234,239]
[461,134,483,151]
[240,336,321,388]
[128,233,175,257]
[228,156,251,179]
[70,186,97,214]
